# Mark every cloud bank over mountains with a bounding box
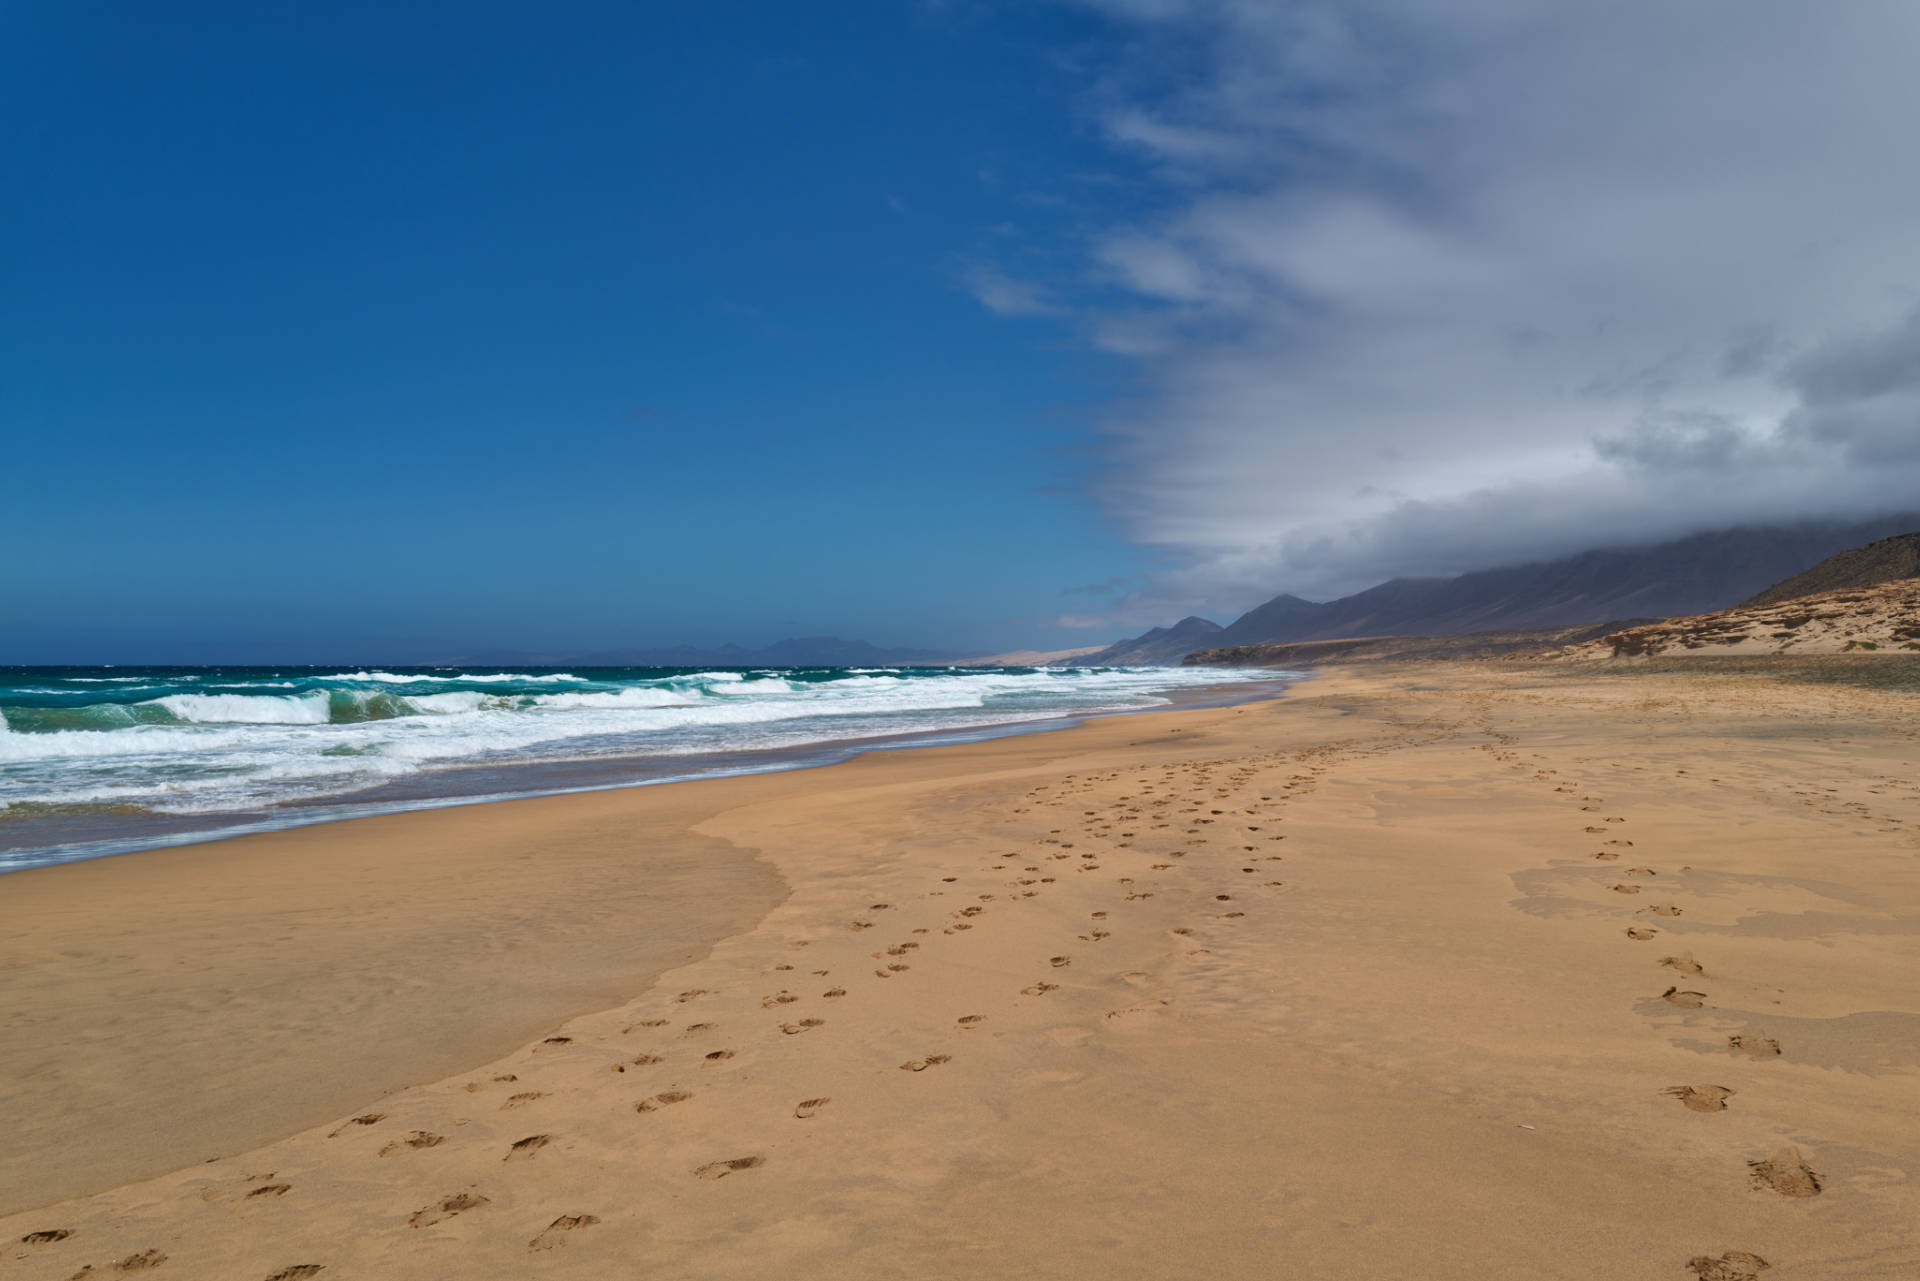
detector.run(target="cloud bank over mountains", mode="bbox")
[984,1,1920,623]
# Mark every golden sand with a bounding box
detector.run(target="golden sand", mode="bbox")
[3,663,1917,1279]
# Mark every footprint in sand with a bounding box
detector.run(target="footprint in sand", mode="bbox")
[1660,953,1705,976]
[899,1054,952,1072]
[636,1091,693,1113]
[1022,982,1060,995]
[506,1134,551,1160]
[1748,1148,1821,1197]
[704,1049,735,1063]
[693,1157,764,1179]
[793,1097,830,1119]
[98,1249,167,1271]
[540,1036,572,1047]
[1687,1253,1769,1281]
[1626,927,1658,940]
[327,1113,385,1137]
[1050,956,1071,967]
[1611,884,1641,895]
[262,1269,325,1281]
[615,1055,663,1072]
[21,1229,72,1245]
[1729,1035,1781,1058]
[1594,851,1620,861]
[779,1019,825,1035]
[529,1215,600,1250]
[1661,987,1708,1009]
[247,1183,291,1198]
[1663,1085,1733,1112]
[675,990,708,1003]
[1638,905,1683,917]
[409,1191,489,1228]
[502,1092,544,1108]
[823,988,846,999]
[958,1015,985,1026]
[379,1131,445,1156]
[762,992,799,1008]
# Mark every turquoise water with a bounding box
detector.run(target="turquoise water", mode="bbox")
[0,664,1286,871]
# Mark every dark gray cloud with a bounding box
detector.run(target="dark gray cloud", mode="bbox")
[1782,307,1920,464]
[985,1,1920,623]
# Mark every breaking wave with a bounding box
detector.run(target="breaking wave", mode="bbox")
[0,664,1288,859]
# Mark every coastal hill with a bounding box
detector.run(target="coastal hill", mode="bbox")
[1081,616,1225,666]
[1180,620,1642,668]
[1182,529,1920,666]
[1084,515,1920,665]
[1577,578,1920,658]
[1575,534,1920,658]
[1737,531,1920,609]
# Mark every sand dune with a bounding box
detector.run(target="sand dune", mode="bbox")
[3,664,1917,1279]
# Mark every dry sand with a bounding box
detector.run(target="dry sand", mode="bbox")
[3,663,1917,1280]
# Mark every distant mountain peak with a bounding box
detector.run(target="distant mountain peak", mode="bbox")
[1081,513,1920,665]
[1075,616,1220,666]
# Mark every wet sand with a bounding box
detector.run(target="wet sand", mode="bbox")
[3,662,1917,1279]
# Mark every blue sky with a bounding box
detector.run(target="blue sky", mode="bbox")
[10,2,1920,662]
[4,2,1155,662]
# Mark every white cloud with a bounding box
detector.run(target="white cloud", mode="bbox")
[1013,0,1920,615]
[960,264,1063,317]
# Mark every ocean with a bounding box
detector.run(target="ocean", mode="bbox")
[0,664,1287,872]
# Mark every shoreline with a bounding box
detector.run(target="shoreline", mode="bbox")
[4,661,1915,1279]
[0,683,1297,1214]
[0,674,1296,875]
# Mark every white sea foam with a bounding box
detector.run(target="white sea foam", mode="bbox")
[151,693,332,724]
[0,666,1287,831]
[404,692,514,714]
[710,676,794,694]
[318,671,587,684]
[529,688,699,710]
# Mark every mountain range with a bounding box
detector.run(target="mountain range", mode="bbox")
[1085,514,1920,665]
[1737,532,1920,609]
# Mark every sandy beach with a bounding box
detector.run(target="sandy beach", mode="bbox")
[3,662,1917,1280]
